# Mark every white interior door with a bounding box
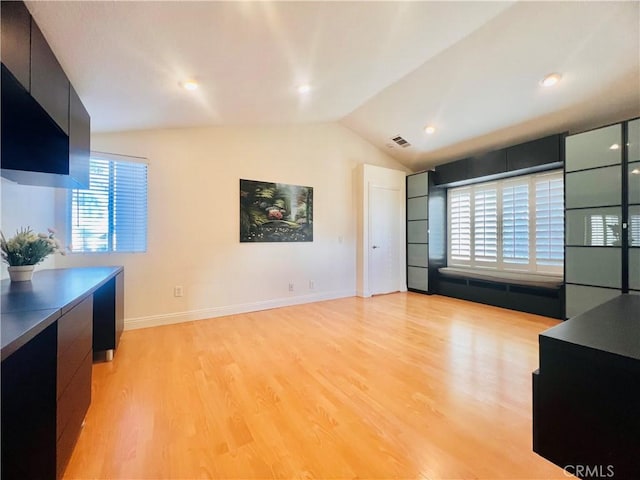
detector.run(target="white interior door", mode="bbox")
[369,184,402,295]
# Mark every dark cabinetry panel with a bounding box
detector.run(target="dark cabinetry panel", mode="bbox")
[56,352,91,478]
[94,272,125,353]
[1,323,57,480]
[30,19,70,134]
[434,134,563,186]
[1,0,89,187]
[506,135,561,171]
[57,296,92,398]
[434,158,468,185]
[56,296,92,478]
[1,65,70,175]
[533,296,640,478]
[468,149,506,178]
[69,85,91,187]
[0,0,31,89]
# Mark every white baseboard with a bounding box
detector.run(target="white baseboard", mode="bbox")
[124,289,356,331]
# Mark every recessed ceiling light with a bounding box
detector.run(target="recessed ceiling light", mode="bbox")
[632,168,640,175]
[609,143,620,150]
[181,80,199,91]
[297,84,312,94]
[540,73,562,87]
[424,125,436,135]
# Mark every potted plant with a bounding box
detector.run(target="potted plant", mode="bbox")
[1,227,65,281]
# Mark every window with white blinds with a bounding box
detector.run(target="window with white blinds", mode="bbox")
[449,190,471,260]
[474,187,498,262]
[70,154,148,253]
[447,170,563,273]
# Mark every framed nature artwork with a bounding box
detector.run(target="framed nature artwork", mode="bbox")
[240,179,313,242]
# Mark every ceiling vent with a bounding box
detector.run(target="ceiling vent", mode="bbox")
[391,135,411,148]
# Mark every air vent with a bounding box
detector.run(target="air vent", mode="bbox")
[391,135,411,148]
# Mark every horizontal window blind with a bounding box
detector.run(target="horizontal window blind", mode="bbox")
[447,170,564,273]
[71,155,147,253]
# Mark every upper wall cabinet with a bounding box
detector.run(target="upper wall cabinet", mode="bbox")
[506,134,562,172]
[30,20,70,134]
[434,134,563,186]
[468,150,506,178]
[68,85,90,187]
[1,0,89,188]
[0,0,31,89]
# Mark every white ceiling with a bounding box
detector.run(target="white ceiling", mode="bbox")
[25,1,640,172]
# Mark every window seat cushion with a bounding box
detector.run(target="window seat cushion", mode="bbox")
[439,267,563,289]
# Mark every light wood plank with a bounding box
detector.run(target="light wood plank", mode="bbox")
[63,293,566,479]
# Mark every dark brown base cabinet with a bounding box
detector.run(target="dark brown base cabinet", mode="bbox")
[533,295,640,478]
[56,296,93,478]
[1,323,57,479]
[94,272,125,358]
[1,267,123,479]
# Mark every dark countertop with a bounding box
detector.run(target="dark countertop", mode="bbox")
[540,294,640,362]
[1,266,123,361]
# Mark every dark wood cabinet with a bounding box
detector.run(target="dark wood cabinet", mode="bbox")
[434,157,468,185]
[533,295,640,478]
[0,0,31,89]
[1,322,57,480]
[30,19,70,134]
[56,296,92,478]
[1,64,70,175]
[506,134,562,172]
[1,267,123,479]
[94,272,125,357]
[0,0,90,188]
[468,149,507,178]
[69,85,91,187]
[434,134,564,186]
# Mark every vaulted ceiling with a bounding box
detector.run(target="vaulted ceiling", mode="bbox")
[25,1,640,172]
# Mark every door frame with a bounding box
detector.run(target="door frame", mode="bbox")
[356,164,407,298]
[367,183,403,295]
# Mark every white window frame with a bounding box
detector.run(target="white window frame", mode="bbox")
[68,151,148,254]
[447,170,564,274]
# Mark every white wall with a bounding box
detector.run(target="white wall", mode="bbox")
[0,178,58,278]
[50,122,408,328]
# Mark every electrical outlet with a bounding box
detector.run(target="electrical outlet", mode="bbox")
[174,285,184,297]
[309,280,314,290]
[288,282,294,292]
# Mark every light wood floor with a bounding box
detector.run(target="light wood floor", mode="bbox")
[63,293,567,480]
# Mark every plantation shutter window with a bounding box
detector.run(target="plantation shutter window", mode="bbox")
[502,181,529,265]
[474,187,498,263]
[535,174,564,266]
[71,153,148,253]
[449,189,471,262]
[447,170,563,274]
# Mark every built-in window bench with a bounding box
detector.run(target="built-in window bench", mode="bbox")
[437,267,564,318]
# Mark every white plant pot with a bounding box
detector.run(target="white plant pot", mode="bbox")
[7,265,35,282]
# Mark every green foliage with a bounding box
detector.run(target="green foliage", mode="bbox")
[0,227,63,266]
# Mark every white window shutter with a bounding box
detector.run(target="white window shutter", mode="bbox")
[448,170,564,274]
